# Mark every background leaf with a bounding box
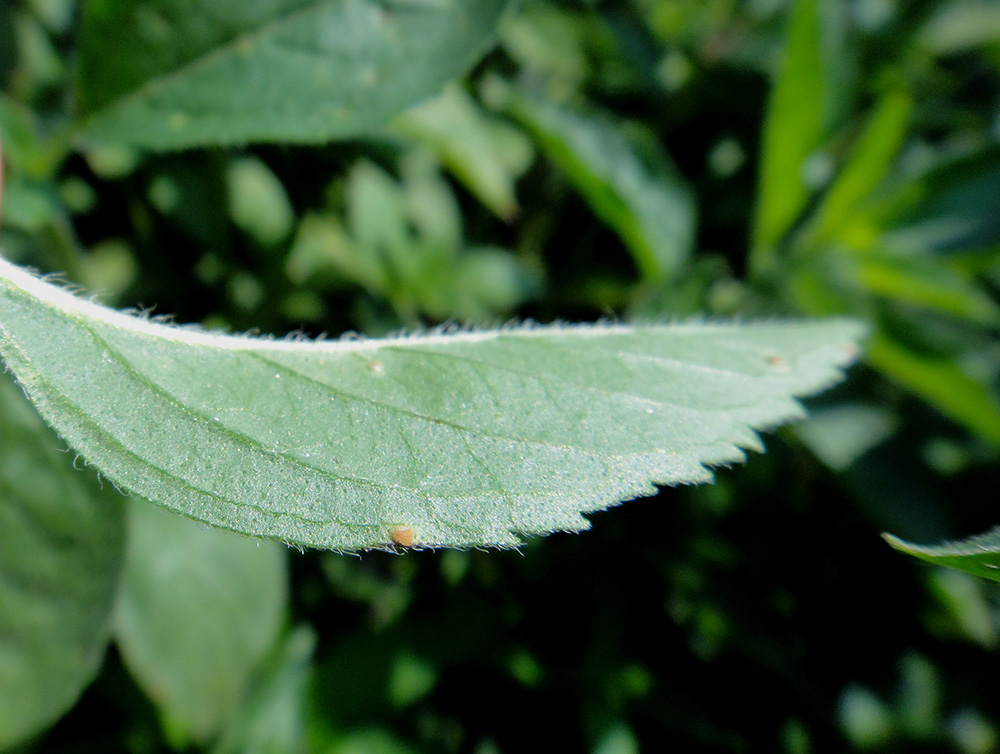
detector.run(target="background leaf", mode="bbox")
[0,256,863,550]
[500,85,695,283]
[751,0,849,273]
[210,625,316,754]
[803,88,913,248]
[866,333,1000,447]
[393,84,534,222]
[881,147,1000,254]
[114,501,287,746]
[0,371,125,751]
[886,529,1000,584]
[286,156,540,325]
[793,402,898,472]
[75,0,510,149]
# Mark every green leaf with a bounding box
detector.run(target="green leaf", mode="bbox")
[804,89,912,248]
[115,501,287,746]
[75,0,510,150]
[849,255,1000,327]
[288,158,539,323]
[501,87,695,283]
[919,0,1000,54]
[394,84,534,221]
[751,0,848,273]
[927,569,998,648]
[882,146,1000,253]
[793,402,897,471]
[286,213,387,293]
[226,156,295,247]
[885,529,1000,584]
[0,371,125,750]
[498,2,591,89]
[211,626,316,754]
[0,256,864,550]
[867,333,1000,446]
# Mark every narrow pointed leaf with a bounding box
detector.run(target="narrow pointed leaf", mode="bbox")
[751,0,849,273]
[0,256,864,550]
[75,0,510,149]
[867,333,1000,446]
[503,88,695,283]
[805,88,912,247]
[0,371,125,750]
[885,530,1000,584]
[753,0,827,256]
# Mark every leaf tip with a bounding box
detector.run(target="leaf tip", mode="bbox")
[881,532,910,553]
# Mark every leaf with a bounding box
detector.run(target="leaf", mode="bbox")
[226,156,295,247]
[0,256,864,550]
[866,332,1000,446]
[885,528,1000,584]
[919,0,1000,54]
[394,84,533,221]
[0,370,125,750]
[751,0,849,272]
[115,501,287,746]
[881,146,1000,253]
[793,402,897,471]
[211,626,316,754]
[927,569,998,648]
[804,88,912,248]
[288,158,539,323]
[74,0,510,150]
[500,86,695,283]
[850,255,1000,327]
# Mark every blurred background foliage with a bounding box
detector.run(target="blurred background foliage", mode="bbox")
[2,0,1000,751]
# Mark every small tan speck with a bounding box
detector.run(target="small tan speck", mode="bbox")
[390,526,414,547]
[367,360,384,373]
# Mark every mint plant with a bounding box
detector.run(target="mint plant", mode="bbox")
[2,0,999,750]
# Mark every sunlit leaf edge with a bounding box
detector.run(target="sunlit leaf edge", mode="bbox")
[884,530,1000,583]
[0,256,866,552]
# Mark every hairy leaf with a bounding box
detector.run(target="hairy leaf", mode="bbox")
[0,371,125,750]
[885,530,1000,584]
[75,0,509,149]
[0,257,864,550]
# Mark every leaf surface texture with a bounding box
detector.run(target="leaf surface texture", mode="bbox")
[0,257,864,550]
[75,0,510,148]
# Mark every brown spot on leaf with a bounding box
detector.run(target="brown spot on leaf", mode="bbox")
[390,526,414,547]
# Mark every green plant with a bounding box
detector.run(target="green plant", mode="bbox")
[2,0,999,751]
